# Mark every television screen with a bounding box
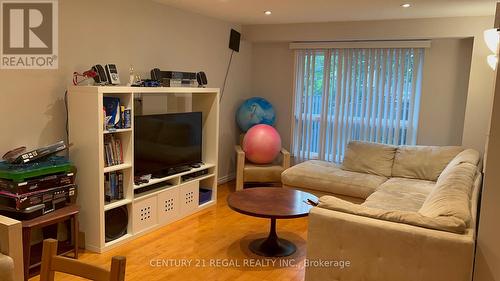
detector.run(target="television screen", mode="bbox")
[134,112,202,177]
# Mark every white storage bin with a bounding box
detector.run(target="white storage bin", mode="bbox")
[157,187,180,225]
[179,181,199,216]
[133,196,158,233]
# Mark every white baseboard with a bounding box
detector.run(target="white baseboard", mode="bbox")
[218,173,235,185]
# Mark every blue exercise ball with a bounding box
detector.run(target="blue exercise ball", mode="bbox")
[236,97,276,132]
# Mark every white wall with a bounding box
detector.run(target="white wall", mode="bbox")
[418,38,473,146]
[250,38,474,149]
[474,7,500,281]
[250,43,294,149]
[476,56,500,281]
[0,0,253,180]
[243,16,495,153]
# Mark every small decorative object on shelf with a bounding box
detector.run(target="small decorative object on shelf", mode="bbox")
[128,65,135,86]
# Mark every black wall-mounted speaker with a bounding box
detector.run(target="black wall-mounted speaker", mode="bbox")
[229,29,241,52]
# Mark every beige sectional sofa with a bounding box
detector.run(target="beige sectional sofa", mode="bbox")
[281,141,482,281]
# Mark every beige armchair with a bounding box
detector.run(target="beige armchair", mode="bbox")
[0,215,23,281]
[235,145,290,191]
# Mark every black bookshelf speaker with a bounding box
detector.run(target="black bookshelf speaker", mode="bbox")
[229,29,241,52]
[105,206,128,242]
[197,72,207,87]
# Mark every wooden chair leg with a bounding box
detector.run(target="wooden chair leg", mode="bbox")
[40,239,58,281]
[235,145,246,191]
[73,214,79,259]
[236,174,243,191]
[109,256,127,281]
[22,228,31,281]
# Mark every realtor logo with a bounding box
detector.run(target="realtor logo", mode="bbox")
[1,0,58,69]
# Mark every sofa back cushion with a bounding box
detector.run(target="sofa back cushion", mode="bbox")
[419,162,477,227]
[392,146,463,181]
[341,141,396,177]
[441,149,480,173]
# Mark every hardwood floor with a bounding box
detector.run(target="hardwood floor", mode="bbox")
[30,182,309,281]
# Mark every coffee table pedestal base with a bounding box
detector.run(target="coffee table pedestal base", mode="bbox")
[249,218,296,257]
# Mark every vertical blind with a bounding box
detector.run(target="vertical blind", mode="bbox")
[292,47,425,163]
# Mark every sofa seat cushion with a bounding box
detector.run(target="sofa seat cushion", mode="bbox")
[341,141,397,177]
[318,195,467,233]
[281,160,387,199]
[363,178,435,212]
[392,145,464,181]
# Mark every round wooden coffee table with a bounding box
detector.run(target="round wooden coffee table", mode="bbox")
[227,187,318,257]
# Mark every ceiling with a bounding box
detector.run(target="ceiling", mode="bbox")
[155,0,497,25]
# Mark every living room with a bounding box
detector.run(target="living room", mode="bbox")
[0,0,499,280]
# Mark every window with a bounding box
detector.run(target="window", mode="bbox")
[292,46,425,163]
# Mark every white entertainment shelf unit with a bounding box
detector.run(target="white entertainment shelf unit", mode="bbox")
[68,86,219,253]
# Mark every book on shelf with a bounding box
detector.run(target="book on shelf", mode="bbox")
[103,97,131,130]
[105,171,125,203]
[104,134,124,167]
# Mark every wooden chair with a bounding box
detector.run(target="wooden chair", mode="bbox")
[0,215,23,281]
[40,239,126,281]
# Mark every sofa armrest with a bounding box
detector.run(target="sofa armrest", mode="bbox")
[280,148,290,169]
[305,207,474,281]
[0,216,23,281]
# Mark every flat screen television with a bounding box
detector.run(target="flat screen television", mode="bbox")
[134,112,202,177]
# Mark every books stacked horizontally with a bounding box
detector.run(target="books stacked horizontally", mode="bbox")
[105,171,124,203]
[104,135,123,167]
[0,153,77,220]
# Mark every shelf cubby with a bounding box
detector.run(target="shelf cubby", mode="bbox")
[198,177,216,207]
[103,131,132,169]
[104,203,131,247]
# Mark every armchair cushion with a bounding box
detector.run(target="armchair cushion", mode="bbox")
[341,141,397,177]
[243,163,284,183]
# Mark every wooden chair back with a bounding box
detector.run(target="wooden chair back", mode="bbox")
[40,239,126,281]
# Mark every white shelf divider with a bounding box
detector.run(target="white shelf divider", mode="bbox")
[103,163,132,173]
[133,163,216,190]
[104,128,132,134]
[104,198,132,211]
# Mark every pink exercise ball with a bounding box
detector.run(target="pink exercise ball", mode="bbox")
[243,124,282,164]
